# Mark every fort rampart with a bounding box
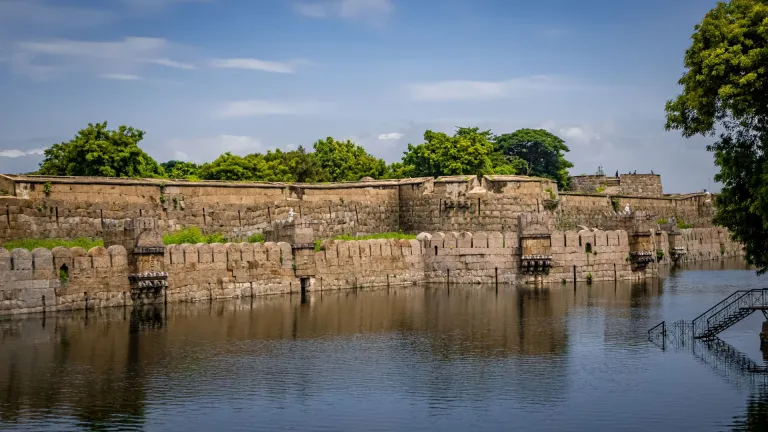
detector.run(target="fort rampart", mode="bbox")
[1,225,743,315]
[0,174,715,242]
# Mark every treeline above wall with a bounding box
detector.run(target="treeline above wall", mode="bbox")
[31,122,574,189]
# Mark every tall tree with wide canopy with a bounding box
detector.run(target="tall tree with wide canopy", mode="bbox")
[312,137,386,181]
[399,127,522,178]
[494,129,573,189]
[38,122,163,178]
[665,0,768,273]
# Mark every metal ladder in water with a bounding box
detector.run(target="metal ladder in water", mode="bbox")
[648,289,768,342]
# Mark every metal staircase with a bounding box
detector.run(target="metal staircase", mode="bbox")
[648,289,768,342]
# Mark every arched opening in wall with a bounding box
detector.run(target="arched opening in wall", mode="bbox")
[59,264,69,287]
[585,243,593,254]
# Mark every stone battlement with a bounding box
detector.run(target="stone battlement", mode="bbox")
[569,173,663,197]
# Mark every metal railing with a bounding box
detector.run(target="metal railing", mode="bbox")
[691,290,751,338]
[694,289,768,340]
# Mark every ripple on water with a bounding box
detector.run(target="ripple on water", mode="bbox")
[0,262,764,431]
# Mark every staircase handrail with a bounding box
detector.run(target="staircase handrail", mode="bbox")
[706,289,768,326]
[691,290,748,325]
[693,290,753,336]
[701,289,768,337]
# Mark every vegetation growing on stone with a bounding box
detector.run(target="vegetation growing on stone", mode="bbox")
[664,0,768,273]
[1,237,104,251]
[162,227,226,245]
[247,233,266,243]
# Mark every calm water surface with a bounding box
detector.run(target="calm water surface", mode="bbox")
[2,259,767,431]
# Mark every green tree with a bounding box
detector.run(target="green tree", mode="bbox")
[664,0,768,273]
[38,122,163,178]
[263,146,330,182]
[198,153,260,181]
[400,127,503,177]
[494,129,573,189]
[313,137,386,181]
[161,160,200,179]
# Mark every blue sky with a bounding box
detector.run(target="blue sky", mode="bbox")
[0,0,721,192]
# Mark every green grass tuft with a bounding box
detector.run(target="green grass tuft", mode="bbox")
[248,233,265,243]
[2,237,104,251]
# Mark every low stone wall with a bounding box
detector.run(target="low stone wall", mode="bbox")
[0,227,745,316]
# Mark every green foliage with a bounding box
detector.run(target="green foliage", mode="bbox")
[313,137,386,181]
[656,218,669,225]
[665,0,768,273]
[161,160,200,180]
[331,232,417,241]
[38,122,163,178]
[2,237,103,251]
[314,240,323,252]
[595,185,606,193]
[656,250,665,262]
[162,227,226,245]
[159,194,166,204]
[586,272,593,285]
[677,220,692,229]
[43,182,52,195]
[611,198,620,212]
[0,189,8,196]
[248,233,265,243]
[399,127,506,177]
[59,267,69,287]
[197,146,334,182]
[544,188,556,200]
[494,128,574,189]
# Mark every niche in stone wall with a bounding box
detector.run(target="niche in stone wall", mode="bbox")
[59,263,69,287]
[585,242,593,254]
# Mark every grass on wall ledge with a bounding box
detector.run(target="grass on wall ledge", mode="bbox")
[1,237,104,251]
[162,227,267,245]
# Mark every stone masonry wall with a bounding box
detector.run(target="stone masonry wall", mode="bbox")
[569,174,662,197]
[0,175,406,242]
[0,174,718,244]
[398,175,557,234]
[0,226,745,315]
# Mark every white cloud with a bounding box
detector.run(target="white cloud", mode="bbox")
[209,58,296,73]
[378,132,403,140]
[11,37,196,79]
[164,135,263,162]
[100,73,142,80]
[214,100,325,118]
[19,37,196,69]
[0,148,45,158]
[408,75,574,102]
[293,0,393,21]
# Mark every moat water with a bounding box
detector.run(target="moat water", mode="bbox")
[1,259,766,431]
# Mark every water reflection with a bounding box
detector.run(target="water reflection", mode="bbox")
[0,261,763,431]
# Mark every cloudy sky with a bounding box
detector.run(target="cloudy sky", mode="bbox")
[0,0,721,193]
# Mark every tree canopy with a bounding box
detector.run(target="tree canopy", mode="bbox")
[494,128,573,189]
[312,137,386,181]
[38,122,163,178]
[397,127,528,178]
[664,0,768,273]
[35,122,574,187]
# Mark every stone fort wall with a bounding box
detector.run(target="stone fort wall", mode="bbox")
[0,174,717,244]
[1,226,743,315]
[569,174,663,197]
